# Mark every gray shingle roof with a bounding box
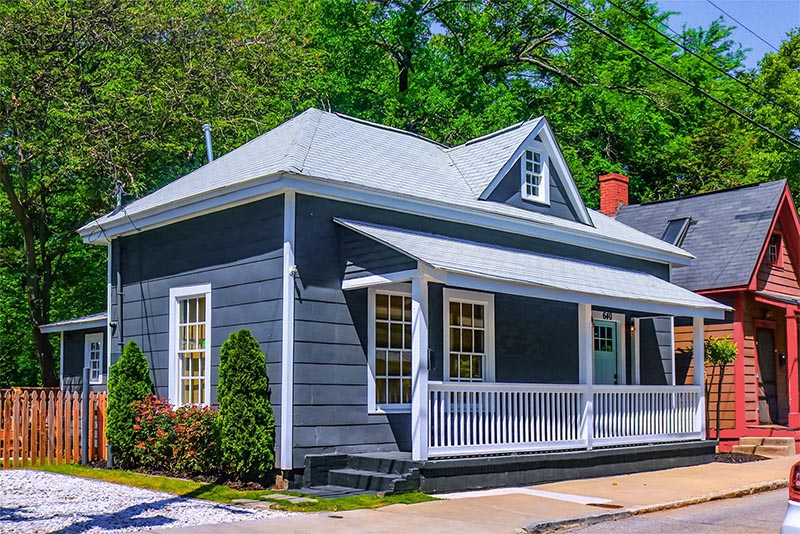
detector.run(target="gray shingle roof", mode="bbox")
[79,108,691,262]
[616,180,786,291]
[336,219,729,318]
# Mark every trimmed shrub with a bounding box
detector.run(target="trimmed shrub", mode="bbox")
[107,340,153,466]
[217,329,275,480]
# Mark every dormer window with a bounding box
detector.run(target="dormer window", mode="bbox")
[521,148,549,204]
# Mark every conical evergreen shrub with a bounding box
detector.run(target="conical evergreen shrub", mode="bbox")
[107,340,153,466]
[217,329,275,480]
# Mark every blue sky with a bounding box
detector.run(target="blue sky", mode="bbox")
[656,0,800,69]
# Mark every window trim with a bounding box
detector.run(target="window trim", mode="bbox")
[768,232,784,268]
[168,284,212,407]
[443,288,495,382]
[520,141,550,206]
[368,285,413,414]
[84,333,104,385]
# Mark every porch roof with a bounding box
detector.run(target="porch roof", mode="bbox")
[39,312,107,333]
[336,219,730,319]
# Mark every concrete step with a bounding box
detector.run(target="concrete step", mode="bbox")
[738,437,764,446]
[328,468,399,492]
[347,453,419,475]
[731,444,757,454]
[754,444,793,458]
[762,437,796,448]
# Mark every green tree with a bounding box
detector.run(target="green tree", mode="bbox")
[0,0,321,386]
[107,340,153,466]
[217,329,275,481]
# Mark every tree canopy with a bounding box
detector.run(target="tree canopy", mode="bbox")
[2,0,799,386]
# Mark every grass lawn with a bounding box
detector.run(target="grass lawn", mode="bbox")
[31,463,436,512]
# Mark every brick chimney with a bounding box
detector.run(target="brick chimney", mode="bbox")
[599,173,629,218]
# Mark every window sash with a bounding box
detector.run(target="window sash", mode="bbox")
[85,334,103,385]
[444,289,494,382]
[170,285,211,407]
[521,149,547,203]
[372,291,412,407]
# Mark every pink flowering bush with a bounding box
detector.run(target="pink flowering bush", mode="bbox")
[129,396,220,474]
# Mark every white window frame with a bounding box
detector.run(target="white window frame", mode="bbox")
[443,288,495,382]
[591,310,627,385]
[368,284,413,414]
[168,284,212,406]
[520,141,550,205]
[84,333,104,385]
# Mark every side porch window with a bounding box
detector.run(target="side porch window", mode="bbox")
[368,288,412,413]
[169,284,212,406]
[84,333,104,385]
[445,288,495,382]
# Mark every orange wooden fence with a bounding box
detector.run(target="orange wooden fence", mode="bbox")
[0,389,107,468]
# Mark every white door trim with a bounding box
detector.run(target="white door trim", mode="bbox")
[592,310,627,385]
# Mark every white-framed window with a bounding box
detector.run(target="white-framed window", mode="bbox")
[444,288,495,382]
[768,234,783,267]
[84,333,104,385]
[368,286,412,413]
[168,284,212,406]
[521,145,549,205]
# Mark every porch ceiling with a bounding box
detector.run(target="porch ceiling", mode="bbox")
[335,219,731,319]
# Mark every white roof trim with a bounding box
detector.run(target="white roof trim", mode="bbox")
[478,118,593,226]
[40,313,107,333]
[79,173,694,267]
[335,218,729,319]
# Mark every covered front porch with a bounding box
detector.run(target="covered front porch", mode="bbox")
[337,219,730,462]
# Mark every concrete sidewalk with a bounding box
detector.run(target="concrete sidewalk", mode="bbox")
[173,455,797,534]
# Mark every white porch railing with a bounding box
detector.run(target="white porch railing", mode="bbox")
[428,382,703,457]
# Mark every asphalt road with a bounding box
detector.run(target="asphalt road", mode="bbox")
[573,489,789,533]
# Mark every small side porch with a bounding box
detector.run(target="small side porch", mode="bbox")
[336,219,731,463]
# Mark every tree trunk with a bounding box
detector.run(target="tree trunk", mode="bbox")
[716,364,726,441]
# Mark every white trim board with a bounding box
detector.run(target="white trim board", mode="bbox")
[80,174,692,267]
[280,191,296,470]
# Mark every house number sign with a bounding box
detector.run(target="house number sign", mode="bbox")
[602,311,613,320]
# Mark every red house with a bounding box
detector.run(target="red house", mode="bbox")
[611,177,800,452]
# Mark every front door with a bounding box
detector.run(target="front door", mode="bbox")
[594,320,618,384]
[756,327,779,424]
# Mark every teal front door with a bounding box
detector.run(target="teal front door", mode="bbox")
[594,320,618,385]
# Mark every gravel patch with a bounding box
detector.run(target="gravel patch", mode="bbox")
[0,469,291,533]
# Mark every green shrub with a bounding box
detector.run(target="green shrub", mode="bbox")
[217,329,275,480]
[107,340,153,466]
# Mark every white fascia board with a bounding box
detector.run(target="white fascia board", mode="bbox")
[40,318,108,334]
[81,172,692,267]
[341,269,418,290]
[433,269,728,320]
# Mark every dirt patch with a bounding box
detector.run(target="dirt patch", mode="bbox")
[714,452,769,463]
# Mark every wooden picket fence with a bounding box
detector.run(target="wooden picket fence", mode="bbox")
[0,389,107,467]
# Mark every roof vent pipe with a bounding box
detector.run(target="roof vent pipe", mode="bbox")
[202,123,214,163]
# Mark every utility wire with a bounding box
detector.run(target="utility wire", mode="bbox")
[547,0,800,150]
[605,0,800,124]
[705,0,780,53]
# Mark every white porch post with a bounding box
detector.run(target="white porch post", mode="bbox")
[280,191,296,470]
[411,272,430,462]
[578,303,593,449]
[632,318,641,385]
[693,316,706,440]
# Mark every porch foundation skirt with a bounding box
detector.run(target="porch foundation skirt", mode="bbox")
[417,441,717,494]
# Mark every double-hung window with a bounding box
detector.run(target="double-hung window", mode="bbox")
[368,288,412,412]
[84,333,103,385]
[768,234,783,267]
[169,284,211,406]
[521,146,549,205]
[444,289,494,382]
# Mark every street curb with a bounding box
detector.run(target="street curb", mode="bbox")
[521,479,788,533]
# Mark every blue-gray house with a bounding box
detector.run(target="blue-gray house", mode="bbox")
[55,108,730,492]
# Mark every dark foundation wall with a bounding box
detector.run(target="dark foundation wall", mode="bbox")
[62,328,106,393]
[110,196,285,456]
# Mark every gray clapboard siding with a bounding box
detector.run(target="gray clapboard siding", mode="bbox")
[343,231,416,282]
[487,159,581,223]
[111,196,285,447]
[639,317,671,385]
[62,328,107,393]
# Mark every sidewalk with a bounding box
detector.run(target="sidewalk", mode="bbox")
[175,455,797,534]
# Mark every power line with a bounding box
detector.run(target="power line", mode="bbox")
[705,0,780,53]
[605,0,800,125]
[546,0,800,150]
